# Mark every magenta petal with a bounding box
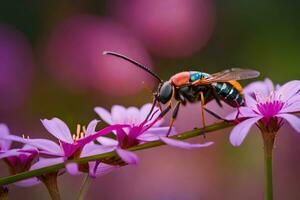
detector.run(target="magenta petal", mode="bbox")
[94,107,113,124]
[159,136,213,149]
[89,162,118,178]
[277,113,300,133]
[14,177,40,187]
[41,118,73,143]
[230,117,261,146]
[0,123,12,151]
[66,163,81,175]
[116,148,139,165]
[31,157,64,170]
[277,80,300,101]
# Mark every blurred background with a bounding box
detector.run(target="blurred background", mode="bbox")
[0,0,300,199]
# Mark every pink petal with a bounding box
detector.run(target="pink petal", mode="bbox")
[226,106,259,120]
[0,123,12,151]
[146,127,177,136]
[0,149,21,159]
[137,127,176,141]
[244,78,274,97]
[277,113,300,133]
[81,143,117,157]
[159,136,213,149]
[276,80,300,101]
[4,135,63,156]
[96,137,118,146]
[21,138,62,156]
[116,148,139,165]
[111,105,126,124]
[230,117,261,146]
[244,94,258,108]
[66,162,80,175]
[126,107,140,124]
[142,105,163,127]
[41,118,73,143]
[89,162,118,178]
[281,101,300,113]
[30,157,64,170]
[287,95,300,105]
[14,178,40,187]
[86,119,99,136]
[76,124,129,148]
[94,107,113,124]
[139,103,153,121]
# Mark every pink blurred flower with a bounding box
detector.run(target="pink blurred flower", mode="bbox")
[0,124,40,187]
[111,0,215,57]
[5,118,127,177]
[227,79,300,146]
[44,15,153,96]
[0,25,34,112]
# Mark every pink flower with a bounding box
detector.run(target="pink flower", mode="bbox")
[5,119,127,177]
[227,79,300,146]
[94,104,213,164]
[0,124,40,187]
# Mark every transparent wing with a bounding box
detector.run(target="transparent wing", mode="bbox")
[206,68,260,82]
[192,68,260,85]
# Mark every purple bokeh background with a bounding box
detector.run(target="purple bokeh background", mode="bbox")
[1,0,300,199]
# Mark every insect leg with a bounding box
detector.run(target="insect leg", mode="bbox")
[211,86,223,107]
[167,101,181,137]
[144,97,158,122]
[233,100,241,123]
[156,103,172,121]
[157,101,162,111]
[204,107,230,123]
[200,91,206,129]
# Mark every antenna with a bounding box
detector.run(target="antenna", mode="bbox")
[103,51,163,83]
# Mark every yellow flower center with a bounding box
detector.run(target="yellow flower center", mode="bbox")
[72,124,87,141]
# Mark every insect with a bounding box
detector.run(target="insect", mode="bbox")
[103,51,260,135]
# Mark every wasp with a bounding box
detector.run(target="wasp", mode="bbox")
[103,51,260,135]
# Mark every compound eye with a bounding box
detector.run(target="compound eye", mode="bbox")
[158,82,173,104]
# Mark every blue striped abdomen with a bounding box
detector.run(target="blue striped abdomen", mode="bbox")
[212,82,245,107]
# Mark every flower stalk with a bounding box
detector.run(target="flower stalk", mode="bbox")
[261,129,276,200]
[39,172,61,200]
[0,186,8,200]
[0,121,232,186]
[77,174,93,200]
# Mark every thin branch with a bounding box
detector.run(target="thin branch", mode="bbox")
[0,121,233,186]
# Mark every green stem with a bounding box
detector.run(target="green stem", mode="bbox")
[0,121,232,186]
[77,175,93,200]
[262,131,275,200]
